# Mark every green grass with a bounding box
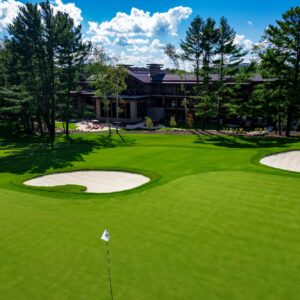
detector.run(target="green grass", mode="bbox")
[1,131,300,299]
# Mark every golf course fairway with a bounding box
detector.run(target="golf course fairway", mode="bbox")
[0,132,300,300]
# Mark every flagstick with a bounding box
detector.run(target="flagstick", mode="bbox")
[105,240,114,300]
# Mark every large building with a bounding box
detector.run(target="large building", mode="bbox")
[72,64,271,124]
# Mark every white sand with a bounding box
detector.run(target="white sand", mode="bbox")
[260,151,300,173]
[24,171,150,193]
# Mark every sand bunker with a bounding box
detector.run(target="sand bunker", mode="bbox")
[260,151,300,173]
[24,171,150,193]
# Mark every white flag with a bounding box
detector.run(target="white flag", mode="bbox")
[101,229,110,242]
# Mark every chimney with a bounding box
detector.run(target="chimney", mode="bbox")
[147,64,165,79]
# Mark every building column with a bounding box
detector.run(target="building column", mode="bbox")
[96,99,101,119]
[130,101,137,121]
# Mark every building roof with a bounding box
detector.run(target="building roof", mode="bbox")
[78,65,276,89]
[125,66,274,84]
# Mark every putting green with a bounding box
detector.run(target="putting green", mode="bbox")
[0,133,300,300]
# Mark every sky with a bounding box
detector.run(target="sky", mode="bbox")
[0,0,299,67]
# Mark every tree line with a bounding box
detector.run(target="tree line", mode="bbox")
[0,3,299,139]
[0,1,128,143]
[165,7,300,136]
[0,1,90,143]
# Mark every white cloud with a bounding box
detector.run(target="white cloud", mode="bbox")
[0,0,83,32]
[51,0,83,26]
[126,39,165,60]
[234,34,253,50]
[117,50,172,68]
[98,37,174,69]
[247,21,253,26]
[0,0,23,32]
[86,6,192,68]
[113,37,150,46]
[87,6,192,42]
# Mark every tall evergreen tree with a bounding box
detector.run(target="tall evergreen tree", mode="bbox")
[247,80,288,134]
[214,17,246,130]
[55,12,91,137]
[8,2,56,142]
[180,16,204,95]
[201,18,219,83]
[259,6,300,136]
[6,1,88,142]
[195,18,219,129]
[0,85,33,132]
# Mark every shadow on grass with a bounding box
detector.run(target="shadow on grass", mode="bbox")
[194,134,300,148]
[0,134,135,174]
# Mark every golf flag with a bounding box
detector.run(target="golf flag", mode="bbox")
[101,229,110,242]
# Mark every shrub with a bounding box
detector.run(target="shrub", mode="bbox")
[145,116,153,128]
[169,115,177,127]
[187,114,194,128]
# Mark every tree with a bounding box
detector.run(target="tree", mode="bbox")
[165,44,191,127]
[0,85,33,133]
[109,66,127,134]
[195,18,219,129]
[92,65,112,135]
[247,78,288,134]
[91,64,127,135]
[7,2,58,143]
[214,17,246,130]
[201,18,219,83]
[89,47,112,134]
[40,2,57,144]
[195,92,217,130]
[180,16,204,95]
[259,6,300,136]
[6,1,88,142]
[55,11,91,138]
[181,17,219,128]
[6,3,45,135]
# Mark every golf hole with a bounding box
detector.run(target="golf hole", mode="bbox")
[24,171,150,193]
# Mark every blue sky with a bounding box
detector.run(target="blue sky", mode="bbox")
[2,0,300,67]
[74,0,299,41]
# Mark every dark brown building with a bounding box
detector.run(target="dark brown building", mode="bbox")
[72,64,272,124]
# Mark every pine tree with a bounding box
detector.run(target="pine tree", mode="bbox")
[55,11,91,137]
[201,18,219,83]
[0,85,33,133]
[247,80,288,134]
[214,17,246,130]
[195,18,219,129]
[6,1,88,142]
[180,16,204,95]
[259,6,300,136]
[8,2,57,142]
